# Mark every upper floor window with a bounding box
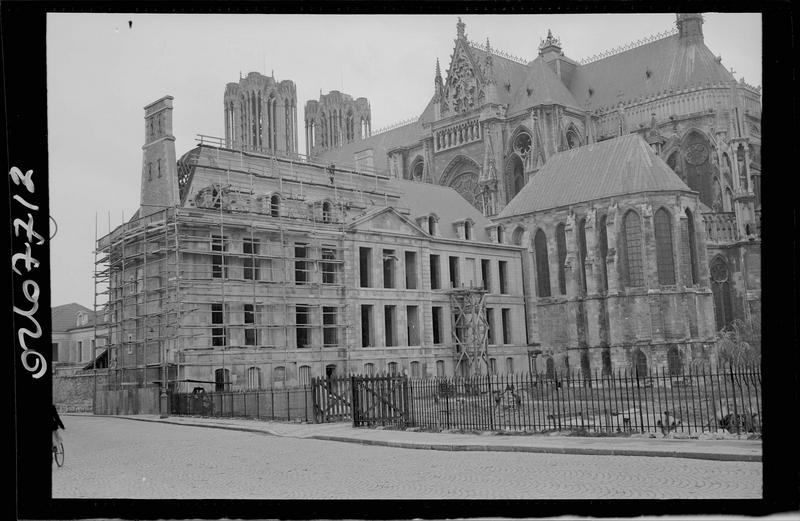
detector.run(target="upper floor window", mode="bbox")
[598,214,609,291]
[621,210,645,288]
[654,208,676,285]
[577,218,588,293]
[685,208,698,285]
[533,229,551,297]
[464,221,472,240]
[555,223,568,295]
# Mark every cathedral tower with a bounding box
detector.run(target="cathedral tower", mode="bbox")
[140,96,179,218]
[224,72,298,155]
[304,90,371,157]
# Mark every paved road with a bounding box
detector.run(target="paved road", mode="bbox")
[53,416,761,499]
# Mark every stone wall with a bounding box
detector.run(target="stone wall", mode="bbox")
[53,373,107,412]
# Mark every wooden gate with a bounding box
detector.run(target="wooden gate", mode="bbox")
[311,376,352,423]
[352,375,410,427]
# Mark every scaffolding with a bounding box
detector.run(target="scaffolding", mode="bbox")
[450,287,489,376]
[93,142,372,394]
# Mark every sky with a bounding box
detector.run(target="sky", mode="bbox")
[46,12,762,308]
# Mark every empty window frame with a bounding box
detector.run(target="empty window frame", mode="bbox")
[294,243,310,285]
[296,305,310,348]
[489,357,497,375]
[498,260,509,294]
[404,251,418,289]
[481,259,492,292]
[211,303,226,347]
[383,249,396,288]
[406,305,420,346]
[270,194,280,217]
[244,303,258,346]
[321,246,338,284]
[534,229,551,297]
[501,308,511,345]
[359,247,372,288]
[323,306,338,347]
[211,235,227,279]
[273,366,286,384]
[384,305,397,346]
[430,254,441,290]
[243,238,260,281]
[432,306,444,344]
[215,368,230,392]
[486,308,495,344]
[448,256,460,288]
[361,305,374,347]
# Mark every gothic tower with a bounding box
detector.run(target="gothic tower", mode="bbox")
[140,96,179,218]
[304,90,371,157]
[224,72,298,155]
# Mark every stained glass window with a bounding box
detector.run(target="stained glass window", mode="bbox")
[556,223,568,295]
[654,208,676,285]
[622,211,645,287]
[534,229,551,297]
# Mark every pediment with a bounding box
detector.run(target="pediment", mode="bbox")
[348,207,428,237]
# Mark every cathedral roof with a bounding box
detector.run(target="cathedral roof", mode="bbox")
[391,178,493,242]
[570,32,736,110]
[466,45,530,106]
[507,56,582,114]
[497,134,692,218]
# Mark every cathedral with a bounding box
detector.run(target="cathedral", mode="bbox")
[302,13,761,373]
[96,13,760,393]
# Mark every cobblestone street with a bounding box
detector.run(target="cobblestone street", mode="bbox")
[52,416,761,499]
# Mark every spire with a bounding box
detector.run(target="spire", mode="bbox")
[484,38,496,85]
[456,17,466,40]
[676,13,704,44]
[538,29,562,57]
[433,58,444,102]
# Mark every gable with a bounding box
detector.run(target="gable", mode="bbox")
[348,208,427,238]
[442,40,486,116]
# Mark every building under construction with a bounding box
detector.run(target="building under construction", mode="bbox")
[94,89,527,393]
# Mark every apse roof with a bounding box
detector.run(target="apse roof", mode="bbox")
[498,133,692,218]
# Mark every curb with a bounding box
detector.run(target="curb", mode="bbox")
[79,415,761,463]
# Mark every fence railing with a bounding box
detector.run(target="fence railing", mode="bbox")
[407,364,761,435]
[169,386,313,422]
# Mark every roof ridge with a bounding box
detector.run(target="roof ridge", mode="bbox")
[371,116,419,136]
[468,39,529,65]
[578,27,678,65]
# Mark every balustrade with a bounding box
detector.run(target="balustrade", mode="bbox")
[703,212,739,243]
[434,119,482,153]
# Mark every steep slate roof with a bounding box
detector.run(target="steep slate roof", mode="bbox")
[570,33,736,110]
[467,45,530,107]
[507,56,582,114]
[498,134,692,218]
[51,303,98,332]
[390,178,493,242]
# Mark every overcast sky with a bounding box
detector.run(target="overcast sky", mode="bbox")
[46,12,761,308]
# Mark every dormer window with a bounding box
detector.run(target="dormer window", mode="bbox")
[497,225,504,244]
[428,215,438,236]
[464,221,473,240]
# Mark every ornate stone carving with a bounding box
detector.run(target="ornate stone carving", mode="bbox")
[445,50,480,114]
[449,172,481,206]
[685,142,709,165]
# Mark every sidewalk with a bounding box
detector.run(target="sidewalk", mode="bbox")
[94,414,761,462]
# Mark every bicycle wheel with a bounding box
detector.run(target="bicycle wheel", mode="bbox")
[54,442,64,467]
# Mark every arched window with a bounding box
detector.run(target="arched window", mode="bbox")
[621,210,645,288]
[270,194,280,217]
[299,365,311,386]
[387,361,399,375]
[545,357,555,379]
[685,208,698,285]
[555,223,568,295]
[505,155,525,201]
[598,214,608,291]
[322,201,332,223]
[667,345,683,376]
[464,221,472,240]
[577,218,588,293]
[214,368,230,392]
[273,366,286,385]
[410,361,420,378]
[247,366,261,390]
[505,357,514,374]
[710,256,734,331]
[511,227,524,246]
[435,360,445,377]
[632,349,648,377]
[654,208,676,285]
[724,188,734,212]
[364,362,375,376]
[497,226,504,244]
[533,229,551,297]
[683,132,714,207]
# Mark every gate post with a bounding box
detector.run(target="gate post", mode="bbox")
[311,377,320,423]
[351,375,359,427]
[403,375,411,428]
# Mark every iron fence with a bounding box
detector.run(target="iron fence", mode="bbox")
[169,386,313,422]
[407,364,761,435]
